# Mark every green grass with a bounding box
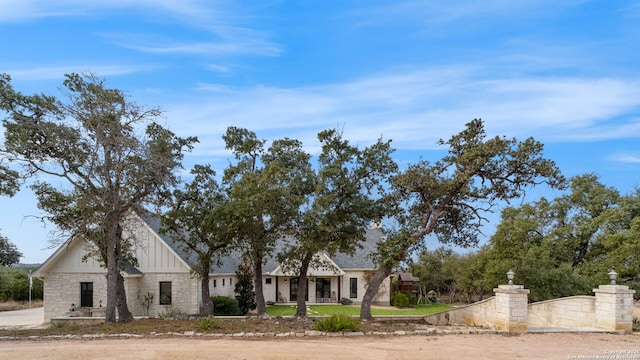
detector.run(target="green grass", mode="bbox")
[266,303,452,317]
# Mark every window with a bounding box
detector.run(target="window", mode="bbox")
[265,278,272,285]
[80,282,93,307]
[222,279,225,286]
[230,278,233,286]
[213,279,217,288]
[159,282,172,305]
[350,278,357,298]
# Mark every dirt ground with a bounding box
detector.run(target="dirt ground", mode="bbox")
[1,333,639,360]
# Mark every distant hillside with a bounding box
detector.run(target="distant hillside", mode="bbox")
[10,263,41,269]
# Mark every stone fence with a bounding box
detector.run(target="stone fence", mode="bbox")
[424,271,636,334]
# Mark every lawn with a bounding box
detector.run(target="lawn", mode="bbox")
[266,303,452,317]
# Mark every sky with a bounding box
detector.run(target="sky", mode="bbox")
[1,1,640,264]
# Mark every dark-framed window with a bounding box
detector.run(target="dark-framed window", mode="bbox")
[80,282,93,307]
[349,278,357,298]
[265,278,272,285]
[213,279,217,288]
[222,279,225,286]
[159,282,172,305]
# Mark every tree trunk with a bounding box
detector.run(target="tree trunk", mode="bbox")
[295,253,313,317]
[360,263,392,320]
[116,272,133,322]
[253,249,267,317]
[201,272,213,315]
[105,237,118,323]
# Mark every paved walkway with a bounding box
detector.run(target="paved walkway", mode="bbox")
[0,307,45,329]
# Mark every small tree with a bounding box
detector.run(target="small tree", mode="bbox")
[234,257,256,315]
[160,164,232,315]
[0,234,21,267]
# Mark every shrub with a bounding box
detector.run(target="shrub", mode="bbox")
[212,296,240,316]
[196,316,220,331]
[234,257,256,315]
[393,293,410,308]
[340,297,353,305]
[157,305,185,319]
[313,313,361,332]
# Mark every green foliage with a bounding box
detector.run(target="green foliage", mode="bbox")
[0,267,43,302]
[0,164,20,197]
[222,127,315,316]
[196,317,220,331]
[157,305,185,319]
[0,73,197,323]
[0,234,22,267]
[160,164,232,316]
[234,257,256,315]
[393,293,411,307]
[362,119,564,319]
[212,296,240,316]
[313,313,361,332]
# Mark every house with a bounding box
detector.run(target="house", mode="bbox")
[32,213,390,320]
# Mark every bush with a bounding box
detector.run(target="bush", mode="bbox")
[393,293,411,308]
[340,297,353,305]
[157,305,185,319]
[196,316,220,331]
[313,313,361,332]
[212,296,240,316]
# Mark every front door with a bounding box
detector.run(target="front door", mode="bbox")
[289,278,308,302]
[316,278,331,301]
[80,282,93,307]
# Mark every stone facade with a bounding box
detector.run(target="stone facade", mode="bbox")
[527,296,596,328]
[594,284,636,332]
[424,297,496,328]
[424,282,636,334]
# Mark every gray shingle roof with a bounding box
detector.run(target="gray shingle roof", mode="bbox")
[138,212,383,275]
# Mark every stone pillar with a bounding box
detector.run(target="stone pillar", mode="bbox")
[493,284,530,334]
[593,284,636,333]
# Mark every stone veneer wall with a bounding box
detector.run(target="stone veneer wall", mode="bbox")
[423,297,496,328]
[43,272,198,320]
[43,273,108,321]
[129,273,199,317]
[527,296,595,328]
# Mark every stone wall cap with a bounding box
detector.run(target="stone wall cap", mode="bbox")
[593,285,636,294]
[493,285,530,294]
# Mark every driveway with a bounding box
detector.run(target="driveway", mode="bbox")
[0,307,45,329]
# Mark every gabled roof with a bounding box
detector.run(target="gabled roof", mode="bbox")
[138,213,385,275]
[138,212,199,268]
[398,272,420,282]
[269,252,346,276]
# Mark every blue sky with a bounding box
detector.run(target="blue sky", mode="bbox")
[1,1,640,263]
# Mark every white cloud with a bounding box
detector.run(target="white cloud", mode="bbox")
[4,65,154,81]
[159,67,640,158]
[608,153,640,164]
[1,0,282,59]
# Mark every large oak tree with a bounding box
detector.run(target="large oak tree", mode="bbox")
[160,164,232,315]
[222,127,313,317]
[279,129,397,317]
[0,73,196,322]
[360,119,564,319]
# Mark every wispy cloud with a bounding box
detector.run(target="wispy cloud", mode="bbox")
[160,67,640,159]
[4,64,155,81]
[1,0,282,59]
[347,0,586,28]
[608,153,640,164]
